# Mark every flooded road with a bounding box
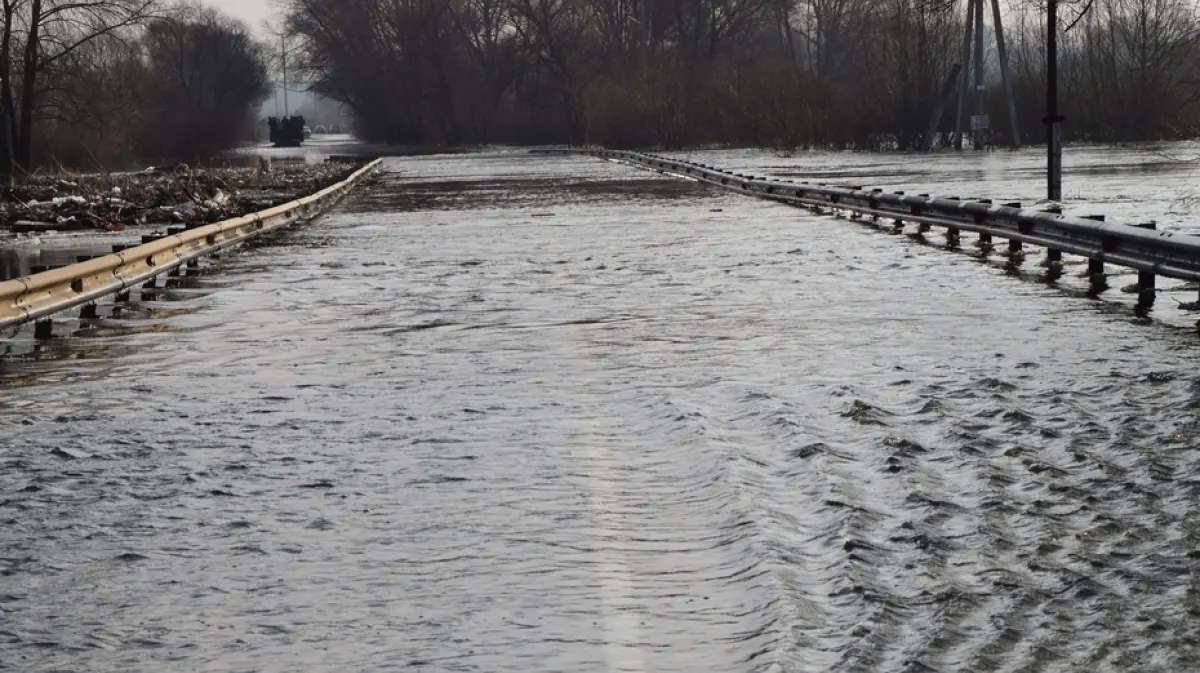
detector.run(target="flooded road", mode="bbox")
[2,149,1199,672]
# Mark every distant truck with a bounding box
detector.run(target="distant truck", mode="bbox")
[268,115,306,147]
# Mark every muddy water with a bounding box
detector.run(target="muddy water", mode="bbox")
[1,150,1199,672]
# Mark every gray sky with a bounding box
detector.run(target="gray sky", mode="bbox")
[204,0,275,31]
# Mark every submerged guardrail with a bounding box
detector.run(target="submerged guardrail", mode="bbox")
[1,158,382,334]
[582,149,1199,298]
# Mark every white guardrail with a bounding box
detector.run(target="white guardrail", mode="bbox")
[0,158,382,331]
[583,149,1200,288]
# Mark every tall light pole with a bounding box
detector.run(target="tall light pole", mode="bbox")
[1046,0,1063,201]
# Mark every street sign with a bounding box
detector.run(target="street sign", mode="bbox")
[971,114,990,131]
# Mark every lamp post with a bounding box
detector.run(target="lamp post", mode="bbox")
[1046,0,1063,201]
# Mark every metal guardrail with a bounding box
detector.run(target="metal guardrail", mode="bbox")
[0,158,383,331]
[583,149,1200,289]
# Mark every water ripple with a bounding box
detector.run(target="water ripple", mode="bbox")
[1,151,1199,671]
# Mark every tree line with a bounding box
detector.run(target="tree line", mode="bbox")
[0,0,270,177]
[284,0,1200,149]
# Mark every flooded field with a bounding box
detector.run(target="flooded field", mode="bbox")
[672,143,1200,234]
[1,147,1199,672]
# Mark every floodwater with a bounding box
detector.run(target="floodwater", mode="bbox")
[2,146,1199,672]
[671,142,1200,234]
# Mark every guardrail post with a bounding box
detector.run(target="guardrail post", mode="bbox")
[1036,206,1058,261]
[1044,255,1064,282]
[1135,223,1157,293]
[888,193,904,230]
[34,319,53,339]
[914,197,931,233]
[80,304,98,319]
[1008,239,1023,254]
[1083,215,1106,280]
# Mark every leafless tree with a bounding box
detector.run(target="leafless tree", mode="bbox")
[135,3,271,160]
[281,0,1200,148]
[0,0,156,177]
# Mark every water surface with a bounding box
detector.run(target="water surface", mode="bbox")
[1,149,1198,672]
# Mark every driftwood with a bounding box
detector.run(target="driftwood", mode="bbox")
[0,160,365,234]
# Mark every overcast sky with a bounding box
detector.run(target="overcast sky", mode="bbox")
[205,0,275,32]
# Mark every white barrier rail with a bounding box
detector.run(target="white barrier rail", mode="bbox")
[1,158,382,331]
[582,149,1200,289]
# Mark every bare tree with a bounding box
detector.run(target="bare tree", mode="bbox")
[280,0,1200,149]
[509,0,596,143]
[0,0,156,177]
[136,3,271,160]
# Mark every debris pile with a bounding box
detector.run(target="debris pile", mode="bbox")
[0,160,366,234]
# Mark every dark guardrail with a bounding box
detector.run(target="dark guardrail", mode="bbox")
[580,149,1197,297]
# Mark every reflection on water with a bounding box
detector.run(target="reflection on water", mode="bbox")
[0,247,16,280]
[0,336,138,391]
[0,266,219,385]
[209,154,311,169]
[343,174,714,215]
[1,149,1199,673]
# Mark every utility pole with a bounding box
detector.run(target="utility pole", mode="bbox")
[1046,0,1063,201]
[954,0,975,150]
[282,36,290,118]
[972,0,986,150]
[951,0,1019,152]
[991,0,1021,148]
